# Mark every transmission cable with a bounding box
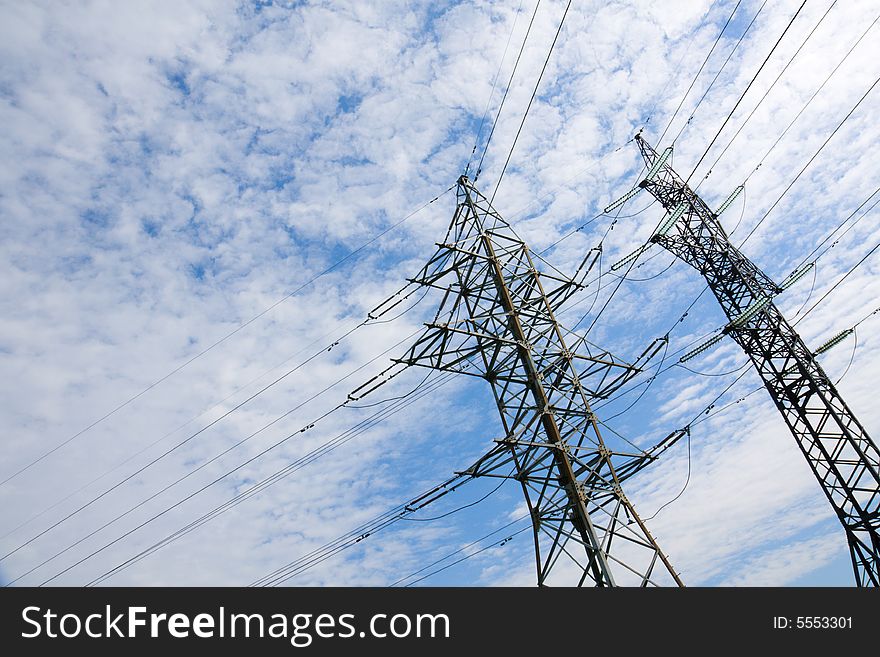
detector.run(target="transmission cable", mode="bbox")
[0,186,453,488]
[88,368,466,585]
[834,329,858,385]
[617,69,880,377]
[474,0,543,181]
[12,329,423,586]
[794,240,880,328]
[390,514,530,586]
[641,0,721,137]
[150,272,880,585]
[403,524,530,587]
[465,0,526,176]
[398,476,508,522]
[737,73,880,248]
[657,0,743,146]
[744,14,879,183]
[673,0,769,149]
[789,185,880,275]
[252,474,475,587]
[696,0,839,188]
[490,0,572,204]
[0,280,427,565]
[1,314,366,542]
[686,0,806,183]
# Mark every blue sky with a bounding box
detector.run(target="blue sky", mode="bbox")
[1,0,879,587]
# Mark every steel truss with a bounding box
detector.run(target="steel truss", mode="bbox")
[382,175,683,586]
[635,135,880,586]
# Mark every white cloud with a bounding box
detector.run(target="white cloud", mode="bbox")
[1,0,878,588]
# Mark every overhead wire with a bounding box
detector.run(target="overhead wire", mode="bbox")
[390,514,530,587]
[465,0,526,176]
[744,13,880,183]
[736,76,880,251]
[696,0,839,188]
[640,429,691,522]
[686,0,806,183]
[474,0,543,181]
[93,227,880,586]
[11,328,424,586]
[0,313,374,563]
[0,186,454,489]
[402,525,530,587]
[672,0,770,149]
[642,0,722,139]
[794,240,880,327]
[790,185,880,274]
[0,280,429,565]
[21,3,880,588]
[398,476,509,523]
[490,0,572,204]
[88,367,468,585]
[251,473,476,587]
[835,328,858,385]
[0,314,368,542]
[660,0,745,146]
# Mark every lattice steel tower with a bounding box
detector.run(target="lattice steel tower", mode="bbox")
[380,175,684,586]
[632,134,880,586]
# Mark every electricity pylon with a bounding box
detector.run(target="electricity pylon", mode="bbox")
[375,175,683,586]
[631,134,880,586]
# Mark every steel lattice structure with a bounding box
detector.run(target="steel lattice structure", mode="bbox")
[634,135,880,586]
[381,175,683,586]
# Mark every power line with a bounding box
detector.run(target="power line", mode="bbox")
[87,226,880,586]
[465,0,526,176]
[696,0,839,188]
[390,515,529,586]
[3,286,431,546]
[1,314,366,543]
[792,185,880,273]
[474,0,543,181]
[582,12,875,386]
[0,186,453,489]
[594,216,879,419]
[835,328,858,385]
[744,13,879,182]
[738,73,880,248]
[398,476,508,522]
[795,240,880,327]
[641,429,692,522]
[0,315,369,564]
[518,138,635,253]
[88,368,466,585]
[251,474,475,587]
[490,0,572,204]
[657,0,742,146]
[0,280,428,565]
[10,329,423,586]
[671,0,767,147]
[642,0,721,135]
[403,525,530,587]
[686,0,806,183]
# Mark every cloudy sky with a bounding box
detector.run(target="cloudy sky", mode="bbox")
[1,0,879,587]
